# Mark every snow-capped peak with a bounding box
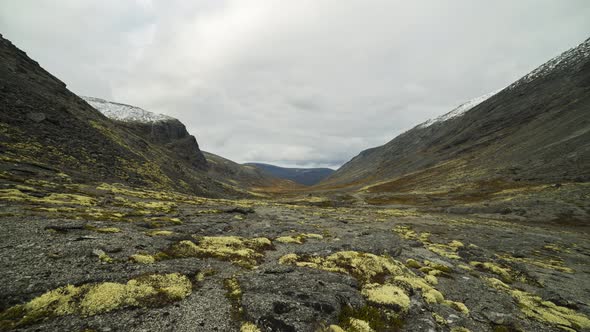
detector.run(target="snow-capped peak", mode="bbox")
[507,37,590,90]
[417,89,500,129]
[82,96,174,123]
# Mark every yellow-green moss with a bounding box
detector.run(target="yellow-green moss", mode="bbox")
[428,244,461,260]
[195,269,216,282]
[499,253,574,273]
[168,236,273,268]
[98,253,113,264]
[130,254,156,264]
[511,290,590,330]
[278,250,405,284]
[424,275,438,285]
[392,226,417,240]
[146,230,173,237]
[95,227,121,233]
[275,233,323,244]
[275,235,304,244]
[393,276,444,304]
[470,261,512,283]
[327,325,346,332]
[361,284,410,312]
[405,258,421,269]
[444,300,469,315]
[279,253,299,265]
[240,322,261,332]
[347,318,375,332]
[483,276,590,330]
[432,312,446,325]
[0,189,95,206]
[0,273,191,329]
[450,327,471,332]
[423,260,453,273]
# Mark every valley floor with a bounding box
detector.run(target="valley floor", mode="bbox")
[0,179,589,332]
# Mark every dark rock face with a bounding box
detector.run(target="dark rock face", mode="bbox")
[321,37,590,222]
[118,119,208,171]
[0,34,236,197]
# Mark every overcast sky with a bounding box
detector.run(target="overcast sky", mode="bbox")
[1,1,589,168]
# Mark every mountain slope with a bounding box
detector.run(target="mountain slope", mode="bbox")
[0,34,238,197]
[80,95,297,192]
[81,96,208,170]
[245,163,335,186]
[320,37,590,222]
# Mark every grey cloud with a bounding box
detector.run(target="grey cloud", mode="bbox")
[1,0,589,168]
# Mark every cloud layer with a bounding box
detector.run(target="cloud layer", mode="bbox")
[2,0,589,168]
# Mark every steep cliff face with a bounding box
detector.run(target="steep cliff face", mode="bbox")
[82,96,208,171]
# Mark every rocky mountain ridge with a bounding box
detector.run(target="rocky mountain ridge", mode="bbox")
[319,37,590,223]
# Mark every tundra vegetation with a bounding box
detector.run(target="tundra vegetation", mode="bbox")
[0,170,588,332]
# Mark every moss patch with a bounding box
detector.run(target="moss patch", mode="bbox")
[278,251,405,284]
[240,322,261,332]
[0,273,192,329]
[361,284,410,312]
[483,277,590,330]
[274,233,323,244]
[168,236,273,268]
[130,254,156,264]
[146,230,173,237]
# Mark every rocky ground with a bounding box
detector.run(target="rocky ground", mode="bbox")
[0,173,589,332]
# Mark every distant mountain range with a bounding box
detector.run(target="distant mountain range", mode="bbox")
[245,163,335,186]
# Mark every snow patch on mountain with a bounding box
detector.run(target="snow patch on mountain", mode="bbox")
[508,38,590,90]
[417,90,500,129]
[82,96,173,123]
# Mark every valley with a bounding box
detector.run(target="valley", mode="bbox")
[0,172,588,331]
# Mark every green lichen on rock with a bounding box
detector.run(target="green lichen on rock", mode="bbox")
[168,236,273,268]
[0,273,192,329]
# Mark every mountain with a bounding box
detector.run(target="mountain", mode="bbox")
[205,153,303,192]
[320,37,590,222]
[81,96,299,193]
[0,34,239,197]
[81,96,208,170]
[245,163,335,186]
